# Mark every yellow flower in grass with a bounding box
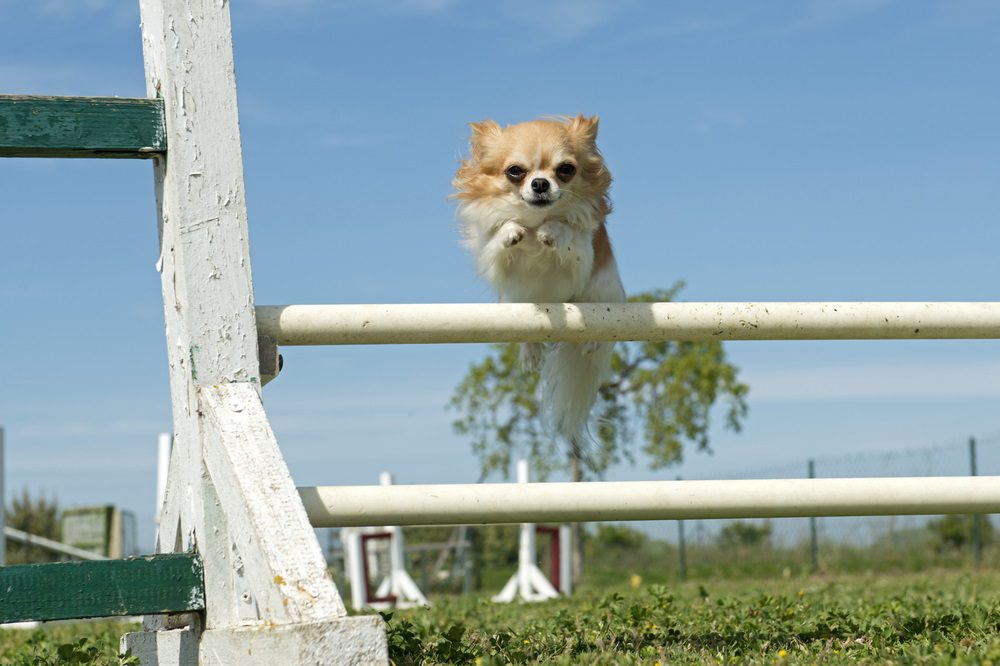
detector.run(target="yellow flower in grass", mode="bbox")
[629,574,643,589]
[778,649,788,658]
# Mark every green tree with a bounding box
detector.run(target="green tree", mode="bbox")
[449,283,749,480]
[448,283,749,578]
[5,488,61,563]
[717,520,773,549]
[928,514,994,552]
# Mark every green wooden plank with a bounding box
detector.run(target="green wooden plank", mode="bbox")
[0,553,204,623]
[0,95,166,158]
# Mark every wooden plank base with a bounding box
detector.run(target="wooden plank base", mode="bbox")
[0,553,204,623]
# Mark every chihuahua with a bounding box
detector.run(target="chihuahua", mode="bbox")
[453,115,626,454]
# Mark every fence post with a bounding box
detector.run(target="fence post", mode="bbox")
[808,459,819,574]
[970,437,982,568]
[1,426,5,566]
[676,476,687,582]
[154,433,171,549]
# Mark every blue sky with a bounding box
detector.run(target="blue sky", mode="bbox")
[1,1,999,549]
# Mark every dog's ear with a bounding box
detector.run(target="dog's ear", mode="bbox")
[468,119,501,160]
[568,114,600,147]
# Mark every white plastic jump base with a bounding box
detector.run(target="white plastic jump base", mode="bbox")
[493,461,571,603]
[344,473,429,611]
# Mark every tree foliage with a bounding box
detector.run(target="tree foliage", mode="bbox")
[5,488,61,563]
[717,520,774,549]
[448,283,750,480]
[928,514,994,551]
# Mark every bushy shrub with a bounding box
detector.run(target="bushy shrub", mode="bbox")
[928,514,994,551]
[717,520,773,549]
[5,488,61,564]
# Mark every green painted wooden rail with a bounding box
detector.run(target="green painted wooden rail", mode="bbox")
[0,553,205,623]
[0,95,166,158]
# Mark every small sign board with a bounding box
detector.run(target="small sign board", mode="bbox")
[62,506,138,558]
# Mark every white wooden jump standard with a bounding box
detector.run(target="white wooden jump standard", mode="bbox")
[124,1,386,663]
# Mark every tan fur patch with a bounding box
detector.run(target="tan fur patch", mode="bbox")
[591,223,614,274]
[452,115,612,218]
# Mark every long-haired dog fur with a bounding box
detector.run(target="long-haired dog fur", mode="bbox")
[453,115,626,457]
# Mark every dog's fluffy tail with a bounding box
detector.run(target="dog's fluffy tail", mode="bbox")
[541,341,614,448]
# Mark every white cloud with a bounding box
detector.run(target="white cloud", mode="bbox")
[649,15,742,36]
[16,418,165,441]
[693,107,747,134]
[322,132,392,149]
[778,0,892,34]
[244,0,458,14]
[748,360,1000,401]
[499,0,624,43]
[38,0,110,16]
[0,0,137,23]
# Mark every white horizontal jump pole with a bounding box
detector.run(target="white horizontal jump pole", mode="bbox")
[256,302,1000,345]
[299,476,1000,528]
[3,526,109,561]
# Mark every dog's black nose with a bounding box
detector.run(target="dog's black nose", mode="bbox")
[530,178,550,194]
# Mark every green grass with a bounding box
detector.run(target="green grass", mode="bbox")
[5,571,1000,664]
[0,620,138,665]
[385,570,1000,664]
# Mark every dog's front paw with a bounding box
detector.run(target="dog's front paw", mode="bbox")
[536,219,568,250]
[537,229,556,248]
[500,223,527,248]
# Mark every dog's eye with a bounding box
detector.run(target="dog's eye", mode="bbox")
[556,162,577,182]
[505,165,526,183]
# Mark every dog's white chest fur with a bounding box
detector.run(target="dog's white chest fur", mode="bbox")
[459,200,600,303]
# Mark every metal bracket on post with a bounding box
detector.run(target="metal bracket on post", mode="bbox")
[258,335,282,387]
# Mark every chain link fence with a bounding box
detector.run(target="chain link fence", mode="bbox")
[661,434,1000,579]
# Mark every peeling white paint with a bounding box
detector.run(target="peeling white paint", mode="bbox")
[128,0,384,663]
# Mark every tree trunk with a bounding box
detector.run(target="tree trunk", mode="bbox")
[570,449,584,585]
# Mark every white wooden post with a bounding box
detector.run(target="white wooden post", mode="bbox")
[492,460,559,603]
[559,525,572,596]
[1,426,5,566]
[123,1,386,662]
[153,433,171,549]
[344,528,367,612]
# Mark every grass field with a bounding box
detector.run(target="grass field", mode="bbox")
[0,620,136,665]
[4,569,1000,664]
[386,569,1000,664]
